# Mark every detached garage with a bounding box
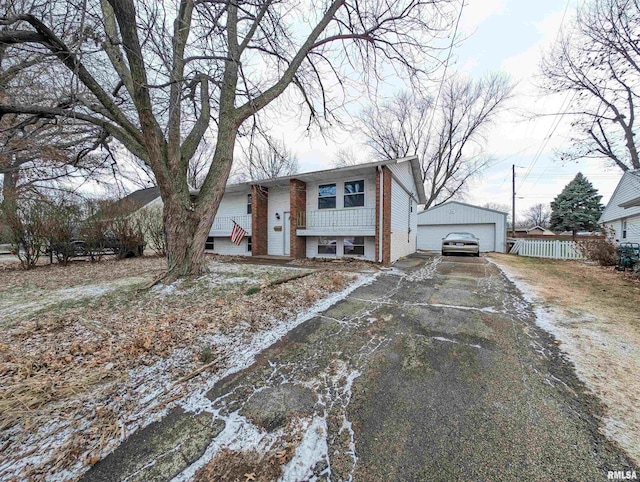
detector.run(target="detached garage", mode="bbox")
[417,201,508,253]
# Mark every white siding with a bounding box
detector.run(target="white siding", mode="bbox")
[267,186,290,256]
[390,178,417,262]
[209,192,252,235]
[388,160,416,195]
[418,201,507,253]
[604,213,640,244]
[305,173,376,211]
[600,170,640,223]
[205,237,252,256]
[305,236,376,261]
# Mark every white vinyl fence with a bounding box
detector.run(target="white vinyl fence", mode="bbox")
[510,239,584,260]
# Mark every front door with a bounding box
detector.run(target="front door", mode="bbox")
[283,212,291,256]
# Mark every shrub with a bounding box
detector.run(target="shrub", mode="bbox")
[576,236,618,266]
[136,205,166,256]
[1,198,49,269]
[43,197,84,266]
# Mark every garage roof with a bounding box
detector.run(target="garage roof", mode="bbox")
[418,201,508,225]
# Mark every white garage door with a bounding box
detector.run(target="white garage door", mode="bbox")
[417,224,496,252]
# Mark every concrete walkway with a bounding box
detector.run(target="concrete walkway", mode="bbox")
[84,254,636,481]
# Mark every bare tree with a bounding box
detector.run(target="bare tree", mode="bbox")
[0,0,107,246]
[522,203,551,228]
[360,74,513,208]
[541,0,640,171]
[331,145,367,168]
[0,0,456,277]
[235,135,299,181]
[482,202,512,227]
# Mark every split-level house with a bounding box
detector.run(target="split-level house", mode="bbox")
[600,169,640,244]
[128,156,425,264]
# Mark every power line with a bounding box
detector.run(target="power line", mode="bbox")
[425,0,465,136]
[516,0,576,193]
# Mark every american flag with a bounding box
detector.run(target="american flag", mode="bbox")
[230,220,247,245]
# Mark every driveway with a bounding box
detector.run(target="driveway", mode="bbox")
[85,255,635,481]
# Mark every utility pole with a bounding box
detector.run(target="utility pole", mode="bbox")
[511,164,516,238]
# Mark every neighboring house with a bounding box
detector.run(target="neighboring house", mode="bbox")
[125,156,425,264]
[115,186,162,211]
[600,169,640,244]
[416,201,508,253]
[512,226,556,237]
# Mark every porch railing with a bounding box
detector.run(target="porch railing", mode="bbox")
[211,214,252,232]
[296,208,375,230]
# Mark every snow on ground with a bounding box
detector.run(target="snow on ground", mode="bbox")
[0,277,147,322]
[489,258,640,465]
[171,273,377,482]
[0,259,370,481]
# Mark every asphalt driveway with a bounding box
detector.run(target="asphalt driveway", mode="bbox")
[85,254,636,481]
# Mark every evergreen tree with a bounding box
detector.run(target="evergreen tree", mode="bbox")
[550,173,604,238]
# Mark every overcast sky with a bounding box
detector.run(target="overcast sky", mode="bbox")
[279,0,623,220]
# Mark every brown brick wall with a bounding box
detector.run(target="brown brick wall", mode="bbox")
[374,168,381,263]
[289,179,307,259]
[382,166,392,265]
[251,185,268,256]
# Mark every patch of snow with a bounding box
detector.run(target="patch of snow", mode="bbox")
[151,279,183,297]
[431,336,482,349]
[167,272,377,479]
[172,409,290,482]
[281,416,329,482]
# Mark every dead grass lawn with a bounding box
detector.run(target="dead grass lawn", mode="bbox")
[490,253,640,465]
[0,257,359,481]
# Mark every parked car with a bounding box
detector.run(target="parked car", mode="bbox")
[441,232,480,257]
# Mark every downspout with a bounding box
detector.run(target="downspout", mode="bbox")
[378,166,384,263]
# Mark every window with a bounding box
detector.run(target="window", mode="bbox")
[344,237,365,256]
[247,193,252,214]
[318,237,337,254]
[318,184,336,209]
[205,236,215,250]
[344,180,365,207]
[247,236,252,252]
[623,220,627,239]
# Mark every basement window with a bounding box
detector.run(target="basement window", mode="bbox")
[205,236,215,251]
[344,237,365,256]
[318,184,336,209]
[318,237,337,254]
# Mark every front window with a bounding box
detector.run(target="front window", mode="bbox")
[344,180,365,207]
[247,193,252,214]
[318,237,337,254]
[205,236,215,250]
[344,237,365,256]
[318,184,336,209]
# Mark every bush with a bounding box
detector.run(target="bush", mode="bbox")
[135,205,166,256]
[576,237,618,266]
[43,198,84,266]
[1,198,49,269]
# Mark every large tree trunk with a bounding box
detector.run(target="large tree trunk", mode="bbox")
[162,126,237,279]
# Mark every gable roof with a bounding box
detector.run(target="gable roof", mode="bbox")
[120,186,161,209]
[418,200,508,216]
[600,170,640,223]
